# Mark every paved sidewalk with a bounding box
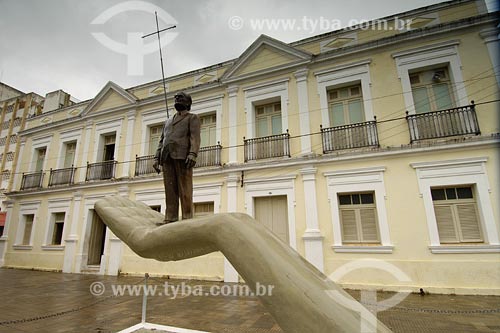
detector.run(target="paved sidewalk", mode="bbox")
[0,268,499,332]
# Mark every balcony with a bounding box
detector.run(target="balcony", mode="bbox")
[244,131,290,162]
[196,144,222,168]
[48,167,76,187]
[135,155,156,176]
[321,121,379,153]
[406,102,480,143]
[20,171,44,190]
[85,160,117,181]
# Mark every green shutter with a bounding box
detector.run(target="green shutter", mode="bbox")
[330,103,345,126]
[348,99,364,124]
[432,83,453,110]
[412,87,431,114]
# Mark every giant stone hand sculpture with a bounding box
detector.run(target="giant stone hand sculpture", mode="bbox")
[95,195,392,333]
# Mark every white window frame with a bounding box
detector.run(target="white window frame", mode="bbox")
[42,198,71,250]
[14,201,41,249]
[243,79,289,139]
[411,157,500,253]
[190,95,223,146]
[140,109,166,156]
[30,135,52,172]
[92,119,123,163]
[135,189,166,215]
[244,175,297,249]
[338,192,380,243]
[393,40,468,115]
[324,167,393,253]
[57,128,82,169]
[315,59,374,128]
[76,194,113,274]
[193,182,222,214]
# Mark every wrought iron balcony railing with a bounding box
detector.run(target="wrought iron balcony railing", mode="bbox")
[196,144,222,168]
[85,160,117,181]
[20,171,44,190]
[321,120,379,153]
[244,131,291,162]
[48,167,76,187]
[135,155,157,176]
[406,102,480,143]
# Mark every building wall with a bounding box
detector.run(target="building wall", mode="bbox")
[0,0,498,295]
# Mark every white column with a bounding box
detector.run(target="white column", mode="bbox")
[480,28,500,88]
[227,86,239,164]
[12,138,26,191]
[79,121,93,182]
[295,69,312,155]
[300,167,324,272]
[122,110,136,178]
[0,200,14,267]
[224,173,239,282]
[63,191,82,273]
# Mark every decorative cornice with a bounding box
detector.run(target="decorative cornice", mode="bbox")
[314,14,497,64]
[410,156,488,169]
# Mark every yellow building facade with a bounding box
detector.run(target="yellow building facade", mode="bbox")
[0,0,499,295]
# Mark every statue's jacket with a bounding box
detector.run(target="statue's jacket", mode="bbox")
[155,111,201,162]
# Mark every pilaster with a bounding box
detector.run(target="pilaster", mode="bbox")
[300,167,324,272]
[63,191,82,273]
[224,172,240,282]
[227,86,239,164]
[295,69,312,155]
[0,200,14,267]
[122,110,136,178]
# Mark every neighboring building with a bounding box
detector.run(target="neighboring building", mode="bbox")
[0,0,498,295]
[0,85,45,232]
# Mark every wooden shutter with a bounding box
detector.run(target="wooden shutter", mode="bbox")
[456,204,482,242]
[341,209,359,242]
[434,205,458,243]
[194,202,214,217]
[255,196,289,244]
[360,208,379,242]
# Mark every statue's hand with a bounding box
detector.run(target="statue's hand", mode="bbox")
[153,159,161,174]
[185,153,196,168]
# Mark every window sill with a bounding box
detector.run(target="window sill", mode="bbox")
[332,245,393,253]
[12,245,33,250]
[429,244,500,253]
[41,245,65,251]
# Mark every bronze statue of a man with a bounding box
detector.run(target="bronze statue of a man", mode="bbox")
[153,92,201,225]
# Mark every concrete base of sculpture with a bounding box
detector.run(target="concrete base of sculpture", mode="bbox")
[95,195,392,333]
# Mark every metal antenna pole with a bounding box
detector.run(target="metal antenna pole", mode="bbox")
[142,12,176,119]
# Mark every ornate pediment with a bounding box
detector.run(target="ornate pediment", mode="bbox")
[221,35,312,82]
[81,81,136,116]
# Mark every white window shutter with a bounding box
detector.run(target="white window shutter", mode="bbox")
[360,208,379,242]
[456,204,482,242]
[341,209,359,242]
[434,205,458,243]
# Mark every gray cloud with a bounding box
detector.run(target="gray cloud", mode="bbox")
[1,0,492,100]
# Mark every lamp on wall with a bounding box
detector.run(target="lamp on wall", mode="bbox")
[432,72,442,83]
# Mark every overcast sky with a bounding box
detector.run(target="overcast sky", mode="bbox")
[0,0,496,101]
